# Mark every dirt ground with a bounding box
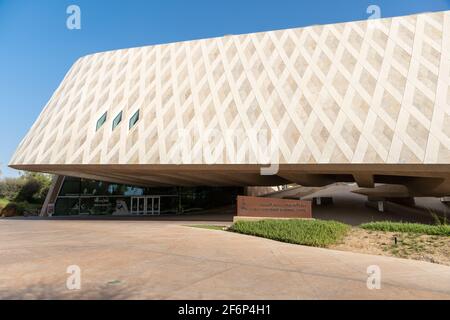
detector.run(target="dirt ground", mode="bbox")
[332,228,450,266]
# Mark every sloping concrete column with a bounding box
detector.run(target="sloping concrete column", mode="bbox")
[40,175,65,216]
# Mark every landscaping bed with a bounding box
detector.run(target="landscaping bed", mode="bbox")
[331,228,450,266]
[229,219,350,247]
[360,221,450,236]
[192,219,450,266]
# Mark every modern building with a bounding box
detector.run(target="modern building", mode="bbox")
[9,10,450,216]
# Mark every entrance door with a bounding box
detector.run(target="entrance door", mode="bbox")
[152,197,160,215]
[131,197,145,215]
[131,196,160,215]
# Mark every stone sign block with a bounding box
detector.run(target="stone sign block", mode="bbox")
[237,196,312,218]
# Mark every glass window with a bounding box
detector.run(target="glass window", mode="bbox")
[96,112,107,131]
[112,111,122,130]
[55,179,244,216]
[55,198,80,216]
[59,176,81,196]
[129,110,139,129]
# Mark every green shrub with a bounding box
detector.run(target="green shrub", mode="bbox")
[0,172,52,204]
[429,210,448,226]
[360,221,450,236]
[0,177,24,200]
[15,179,41,202]
[0,201,42,217]
[230,219,351,247]
[0,198,9,211]
[1,202,26,217]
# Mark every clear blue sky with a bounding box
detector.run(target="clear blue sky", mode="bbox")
[1,0,449,177]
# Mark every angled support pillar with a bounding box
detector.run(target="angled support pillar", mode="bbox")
[40,175,65,217]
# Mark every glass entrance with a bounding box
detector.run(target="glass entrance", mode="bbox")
[131,196,160,215]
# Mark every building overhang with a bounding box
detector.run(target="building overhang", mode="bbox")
[10,163,450,197]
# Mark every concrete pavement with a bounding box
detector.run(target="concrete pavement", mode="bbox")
[0,218,449,299]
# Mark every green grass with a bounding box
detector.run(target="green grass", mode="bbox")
[189,225,227,231]
[229,219,351,247]
[0,198,9,208]
[360,221,450,236]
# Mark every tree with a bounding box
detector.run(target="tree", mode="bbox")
[15,178,41,202]
[0,172,52,204]
[0,177,25,200]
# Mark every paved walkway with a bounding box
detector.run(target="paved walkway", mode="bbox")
[0,219,449,299]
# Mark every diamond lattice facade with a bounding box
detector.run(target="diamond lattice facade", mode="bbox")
[9,10,450,197]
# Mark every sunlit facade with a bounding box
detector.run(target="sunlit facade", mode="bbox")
[9,10,450,215]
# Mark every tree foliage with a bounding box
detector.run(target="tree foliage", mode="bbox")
[0,172,52,204]
[0,177,24,201]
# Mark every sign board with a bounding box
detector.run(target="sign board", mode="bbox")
[237,196,312,219]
